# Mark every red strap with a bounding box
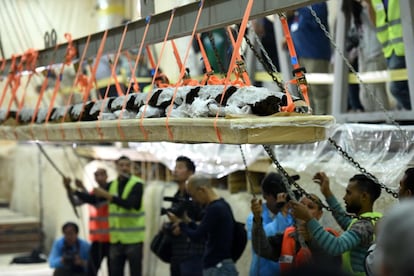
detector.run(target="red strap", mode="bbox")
[118,16,152,140]
[279,14,310,108]
[139,9,176,140]
[281,81,295,112]
[5,56,23,118]
[59,35,92,139]
[171,40,184,72]
[0,55,17,108]
[96,24,129,140]
[146,45,156,70]
[0,57,6,73]
[196,33,213,85]
[64,33,77,65]
[226,27,251,85]
[30,41,60,139]
[165,0,205,140]
[16,49,39,121]
[43,33,78,140]
[214,0,254,143]
[83,31,109,103]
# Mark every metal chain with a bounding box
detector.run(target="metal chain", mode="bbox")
[263,145,381,222]
[238,145,257,198]
[327,138,399,198]
[243,31,285,91]
[308,5,392,122]
[206,31,226,76]
[307,6,407,197]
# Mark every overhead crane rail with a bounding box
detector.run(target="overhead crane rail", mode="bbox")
[0,0,334,145]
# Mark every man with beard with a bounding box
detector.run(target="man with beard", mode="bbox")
[166,156,204,276]
[94,156,145,276]
[289,172,382,275]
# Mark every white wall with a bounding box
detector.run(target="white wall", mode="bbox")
[0,0,98,58]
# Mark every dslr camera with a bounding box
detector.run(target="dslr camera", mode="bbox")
[160,196,193,218]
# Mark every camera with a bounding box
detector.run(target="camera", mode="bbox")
[62,249,84,273]
[62,251,76,266]
[160,197,193,218]
[275,190,301,209]
[286,190,302,202]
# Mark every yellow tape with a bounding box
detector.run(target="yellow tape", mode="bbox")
[97,4,125,16]
[254,69,408,85]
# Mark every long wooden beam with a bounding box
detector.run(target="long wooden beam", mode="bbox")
[2,0,322,74]
[0,115,334,144]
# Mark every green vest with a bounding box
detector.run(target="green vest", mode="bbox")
[372,0,404,58]
[108,175,145,244]
[342,212,382,276]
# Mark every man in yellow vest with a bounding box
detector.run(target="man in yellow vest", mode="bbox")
[366,0,411,110]
[94,156,145,276]
[290,172,382,275]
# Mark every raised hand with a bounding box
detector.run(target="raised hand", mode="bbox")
[312,171,333,198]
[251,198,263,222]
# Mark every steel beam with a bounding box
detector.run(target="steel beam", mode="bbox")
[2,0,322,74]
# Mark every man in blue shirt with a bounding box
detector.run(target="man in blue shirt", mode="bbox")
[49,222,90,276]
[247,172,293,276]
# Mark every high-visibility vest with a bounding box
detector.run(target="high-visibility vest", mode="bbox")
[279,226,339,275]
[372,0,404,58]
[342,212,382,275]
[88,199,110,242]
[108,176,145,244]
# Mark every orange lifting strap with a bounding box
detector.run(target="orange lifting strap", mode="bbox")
[59,35,92,140]
[96,24,129,140]
[279,14,310,109]
[164,0,205,140]
[15,49,38,137]
[226,27,251,86]
[139,8,176,140]
[117,15,152,140]
[213,0,254,143]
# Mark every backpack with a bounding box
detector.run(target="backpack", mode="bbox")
[231,221,247,262]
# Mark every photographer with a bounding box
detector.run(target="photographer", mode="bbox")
[163,156,204,276]
[49,222,90,276]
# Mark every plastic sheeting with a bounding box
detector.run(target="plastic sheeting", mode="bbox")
[129,123,414,189]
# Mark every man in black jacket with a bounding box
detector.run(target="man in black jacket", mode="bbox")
[165,156,204,276]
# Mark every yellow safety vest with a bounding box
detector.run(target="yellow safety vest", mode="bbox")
[342,212,382,275]
[108,176,145,244]
[372,0,404,58]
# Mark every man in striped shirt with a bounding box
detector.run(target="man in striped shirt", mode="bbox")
[290,172,382,275]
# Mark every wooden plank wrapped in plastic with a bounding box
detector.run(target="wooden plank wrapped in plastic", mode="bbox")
[6,114,335,144]
[0,85,334,144]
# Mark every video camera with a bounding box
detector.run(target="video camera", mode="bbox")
[160,196,193,218]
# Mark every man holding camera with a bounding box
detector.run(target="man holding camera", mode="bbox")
[165,156,204,276]
[49,222,90,276]
[247,172,294,276]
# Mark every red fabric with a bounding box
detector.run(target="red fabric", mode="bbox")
[279,226,338,275]
[88,201,109,242]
